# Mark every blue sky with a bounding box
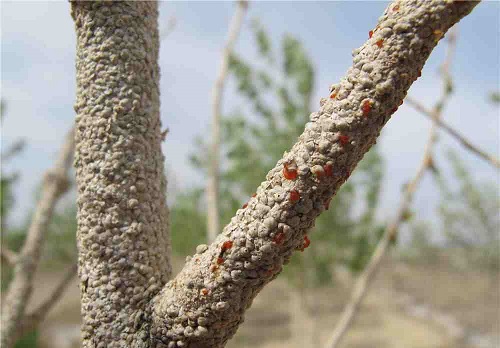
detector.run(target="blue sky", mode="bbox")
[2,1,499,241]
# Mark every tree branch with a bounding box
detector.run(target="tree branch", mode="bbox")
[406,96,500,168]
[207,0,248,242]
[150,2,479,347]
[0,128,74,348]
[1,247,18,267]
[14,264,78,340]
[325,25,460,348]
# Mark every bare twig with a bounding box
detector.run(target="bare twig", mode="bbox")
[325,27,459,348]
[1,247,18,267]
[406,97,500,168]
[2,139,26,161]
[0,128,74,348]
[15,264,77,340]
[207,0,248,242]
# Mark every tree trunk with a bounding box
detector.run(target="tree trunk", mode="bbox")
[71,2,171,347]
[70,1,478,347]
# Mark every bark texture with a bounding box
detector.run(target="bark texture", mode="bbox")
[71,1,478,348]
[149,1,479,347]
[71,2,171,347]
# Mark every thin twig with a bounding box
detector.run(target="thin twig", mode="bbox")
[325,27,459,348]
[15,264,78,340]
[0,128,74,348]
[406,97,500,168]
[1,247,18,266]
[207,0,248,242]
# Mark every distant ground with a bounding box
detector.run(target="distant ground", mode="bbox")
[28,256,499,348]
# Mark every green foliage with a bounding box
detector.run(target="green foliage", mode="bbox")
[188,21,385,287]
[44,207,78,266]
[435,151,500,271]
[488,91,500,104]
[251,19,272,62]
[401,221,440,264]
[14,330,38,348]
[170,189,207,257]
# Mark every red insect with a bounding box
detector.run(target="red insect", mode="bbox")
[283,161,298,180]
[201,288,209,296]
[251,193,257,197]
[369,30,373,38]
[329,91,337,99]
[324,163,333,177]
[273,232,285,245]
[242,202,248,209]
[338,134,350,145]
[362,100,372,116]
[216,257,224,265]
[297,235,311,252]
[376,39,384,48]
[290,190,300,202]
[221,241,233,251]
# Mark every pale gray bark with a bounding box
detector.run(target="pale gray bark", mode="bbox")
[70,1,478,347]
[71,2,171,347]
[207,1,248,242]
[0,129,74,348]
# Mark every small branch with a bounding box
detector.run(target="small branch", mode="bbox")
[15,264,77,340]
[1,247,18,267]
[1,139,26,162]
[0,128,74,348]
[406,97,500,169]
[325,26,459,348]
[207,0,248,242]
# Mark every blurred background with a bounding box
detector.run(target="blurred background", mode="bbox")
[1,1,499,347]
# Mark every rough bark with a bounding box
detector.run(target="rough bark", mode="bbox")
[71,2,171,347]
[150,1,479,347]
[207,1,248,242]
[0,129,74,348]
[71,1,478,347]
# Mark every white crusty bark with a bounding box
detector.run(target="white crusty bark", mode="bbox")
[71,2,171,347]
[70,1,478,348]
[149,1,478,347]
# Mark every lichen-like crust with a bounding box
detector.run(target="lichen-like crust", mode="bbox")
[148,1,478,347]
[72,2,171,347]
